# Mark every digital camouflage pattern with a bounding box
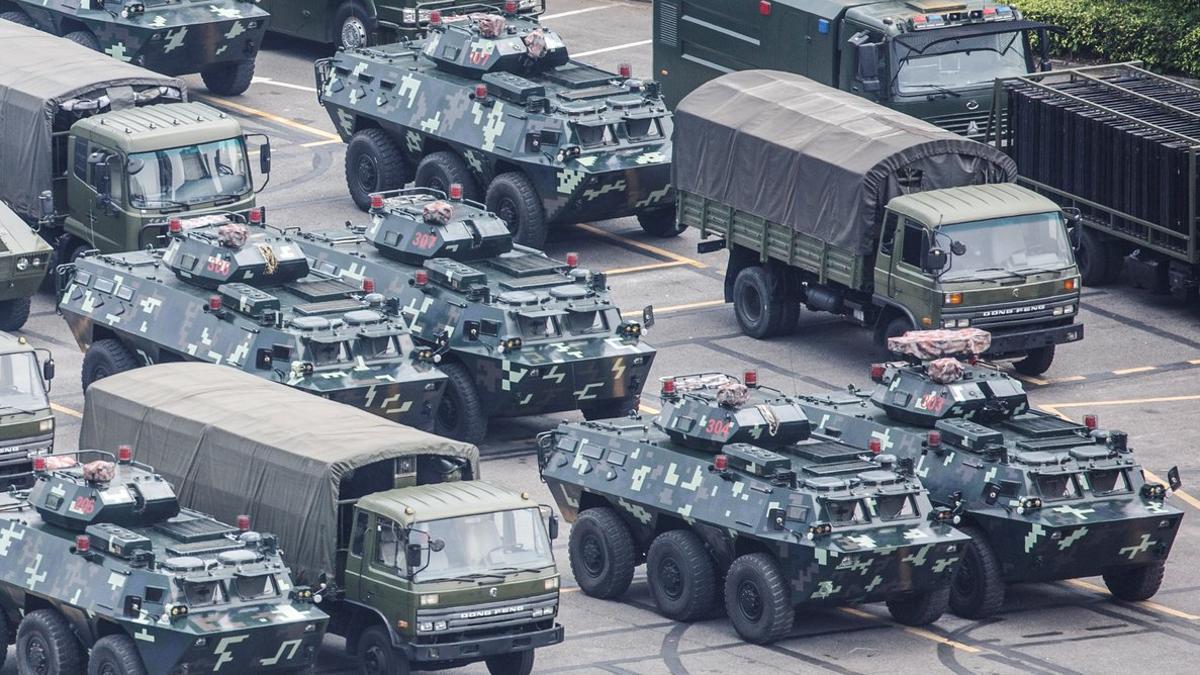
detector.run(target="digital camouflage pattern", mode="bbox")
[300,188,655,441]
[57,213,448,430]
[0,202,52,331]
[0,451,326,673]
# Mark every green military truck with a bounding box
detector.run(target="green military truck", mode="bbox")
[0,20,269,265]
[82,362,564,675]
[678,71,1081,375]
[0,202,53,331]
[0,333,54,486]
[652,0,1059,137]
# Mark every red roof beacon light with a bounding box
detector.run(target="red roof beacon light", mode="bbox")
[565,252,579,269]
[117,445,134,464]
[474,83,488,100]
[429,9,442,25]
[237,515,251,532]
[370,194,385,210]
[713,454,729,471]
[618,63,632,79]
[33,455,47,473]
[75,535,90,554]
[744,370,758,387]
[661,378,676,396]
[1084,414,1099,431]
[414,269,429,287]
[362,277,376,294]
[208,295,222,312]
[759,1,772,16]
[868,438,882,454]
[248,207,263,225]
[448,183,463,201]
[168,218,182,234]
[504,0,517,13]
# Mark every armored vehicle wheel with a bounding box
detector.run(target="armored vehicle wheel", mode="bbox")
[1103,561,1166,601]
[486,172,547,249]
[1013,345,1055,377]
[949,526,1006,619]
[581,396,639,421]
[346,130,410,211]
[885,586,950,626]
[335,1,376,50]
[201,60,256,97]
[433,362,487,443]
[724,552,793,644]
[1,10,33,26]
[415,152,481,201]
[636,207,685,238]
[88,634,147,675]
[16,609,84,675]
[733,266,786,339]
[647,530,719,622]
[64,30,100,51]
[484,649,535,675]
[356,625,409,675]
[1072,226,1122,286]
[0,297,32,331]
[569,507,636,599]
[82,338,140,390]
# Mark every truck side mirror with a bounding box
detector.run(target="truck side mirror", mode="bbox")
[259,142,272,174]
[405,543,424,571]
[42,359,55,382]
[923,248,948,274]
[642,305,655,329]
[950,240,967,256]
[547,514,559,540]
[1168,466,1182,492]
[849,32,882,93]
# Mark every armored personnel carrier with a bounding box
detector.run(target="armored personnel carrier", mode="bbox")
[57,211,447,431]
[0,446,326,674]
[0,201,52,331]
[301,187,656,442]
[2,0,268,96]
[796,329,1185,618]
[538,372,968,644]
[315,8,675,248]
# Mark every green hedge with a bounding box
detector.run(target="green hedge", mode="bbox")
[1017,0,1200,76]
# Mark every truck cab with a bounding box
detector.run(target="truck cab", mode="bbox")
[0,333,54,486]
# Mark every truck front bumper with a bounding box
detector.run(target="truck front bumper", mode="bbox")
[0,432,52,486]
[986,322,1084,357]
[405,623,564,663]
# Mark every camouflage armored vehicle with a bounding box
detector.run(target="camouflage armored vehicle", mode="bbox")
[57,211,448,431]
[0,333,55,487]
[538,372,969,644]
[0,201,53,331]
[0,446,327,674]
[2,0,268,95]
[301,187,656,442]
[795,328,1185,618]
[315,9,675,248]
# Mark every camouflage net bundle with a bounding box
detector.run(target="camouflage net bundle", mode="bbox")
[888,328,992,361]
[927,358,966,385]
[472,14,507,38]
[83,460,116,483]
[423,201,455,225]
[523,29,548,58]
[716,381,750,408]
[217,223,250,248]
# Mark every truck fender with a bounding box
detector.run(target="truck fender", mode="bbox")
[338,599,402,651]
[871,297,919,341]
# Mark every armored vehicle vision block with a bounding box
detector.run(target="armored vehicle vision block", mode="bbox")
[315,10,675,248]
[301,188,656,442]
[0,448,326,674]
[58,212,447,431]
[539,372,968,644]
[797,329,1185,619]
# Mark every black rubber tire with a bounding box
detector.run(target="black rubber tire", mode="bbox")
[636,207,685,238]
[16,609,84,675]
[414,151,481,201]
[64,30,99,51]
[724,553,793,644]
[201,60,256,96]
[433,361,487,444]
[356,625,409,675]
[777,300,801,336]
[1013,344,1056,377]
[484,649,535,675]
[88,634,148,675]
[81,338,140,390]
[647,530,719,622]
[346,129,409,211]
[569,507,636,599]
[0,610,8,671]
[886,586,951,626]
[878,315,915,351]
[0,298,32,332]
[581,395,639,421]
[486,172,548,249]
[1103,561,1166,602]
[1,10,34,26]
[1072,225,1120,286]
[334,1,376,49]
[733,265,786,339]
[949,526,1006,619]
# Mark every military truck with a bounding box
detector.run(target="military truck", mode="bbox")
[315,9,675,248]
[652,0,1061,138]
[1,0,267,96]
[0,202,53,331]
[795,328,1185,618]
[0,333,55,486]
[677,71,1082,375]
[57,211,448,431]
[262,0,544,49]
[83,363,565,675]
[539,371,969,644]
[0,20,270,267]
[301,187,656,442]
[0,445,327,674]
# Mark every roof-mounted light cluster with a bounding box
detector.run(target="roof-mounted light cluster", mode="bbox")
[909,4,1014,30]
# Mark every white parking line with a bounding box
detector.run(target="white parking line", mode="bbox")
[573,39,652,58]
[542,4,615,20]
[251,76,318,93]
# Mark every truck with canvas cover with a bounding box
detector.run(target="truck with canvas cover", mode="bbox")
[0,20,270,266]
[652,0,1061,139]
[678,70,1082,375]
[0,201,53,331]
[0,333,55,487]
[81,363,565,675]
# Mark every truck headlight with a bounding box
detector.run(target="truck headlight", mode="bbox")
[39,419,53,433]
[544,576,559,590]
[434,621,448,631]
[15,257,29,271]
[417,621,433,633]
[419,594,439,606]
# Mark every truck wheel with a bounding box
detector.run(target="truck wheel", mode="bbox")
[486,172,547,249]
[724,552,792,644]
[949,526,1006,619]
[433,362,487,444]
[16,609,84,675]
[581,395,639,421]
[346,129,409,211]
[415,151,481,201]
[778,300,800,336]
[877,315,914,351]
[201,60,256,96]
[356,625,409,675]
[64,30,100,51]
[0,297,32,331]
[647,530,719,622]
[1102,561,1165,601]
[886,586,950,626]
[733,266,785,339]
[82,338,140,390]
[1013,345,1055,377]
[569,507,635,599]
[335,1,376,50]
[1072,226,1120,286]
[484,649,535,675]
[636,207,685,238]
[0,10,34,26]
[88,634,147,675]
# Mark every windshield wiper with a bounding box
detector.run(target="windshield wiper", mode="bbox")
[970,267,1027,280]
[490,566,553,575]
[1010,264,1074,276]
[0,405,35,415]
[134,198,189,210]
[422,572,508,583]
[902,83,962,98]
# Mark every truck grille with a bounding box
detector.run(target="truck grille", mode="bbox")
[925,110,1001,140]
[945,295,1076,331]
[417,592,557,634]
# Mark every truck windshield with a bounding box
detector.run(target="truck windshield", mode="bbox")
[0,353,49,412]
[892,31,1027,96]
[939,212,1073,281]
[127,138,250,207]
[415,508,554,582]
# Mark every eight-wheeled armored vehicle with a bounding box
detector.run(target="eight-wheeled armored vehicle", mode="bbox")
[301,187,656,442]
[0,202,52,331]
[0,333,55,486]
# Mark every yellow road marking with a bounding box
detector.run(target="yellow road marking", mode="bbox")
[1049,375,1088,383]
[1145,469,1200,512]
[201,96,341,141]
[838,607,982,653]
[1066,579,1200,621]
[301,138,344,148]
[51,403,83,419]
[1112,366,1157,376]
[621,299,724,319]
[1014,374,1050,386]
[605,260,689,276]
[638,404,660,415]
[1046,394,1200,409]
[1190,359,1200,365]
[573,222,706,269]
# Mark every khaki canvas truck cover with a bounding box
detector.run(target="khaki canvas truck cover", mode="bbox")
[672,70,1019,255]
[0,19,186,220]
[79,363,480,584]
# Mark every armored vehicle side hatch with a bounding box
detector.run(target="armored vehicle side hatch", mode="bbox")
[423,14,569,79]
[163,215,309,289]
[657,373,812,451]
[364,188,513,264]
[30,451,180,531]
